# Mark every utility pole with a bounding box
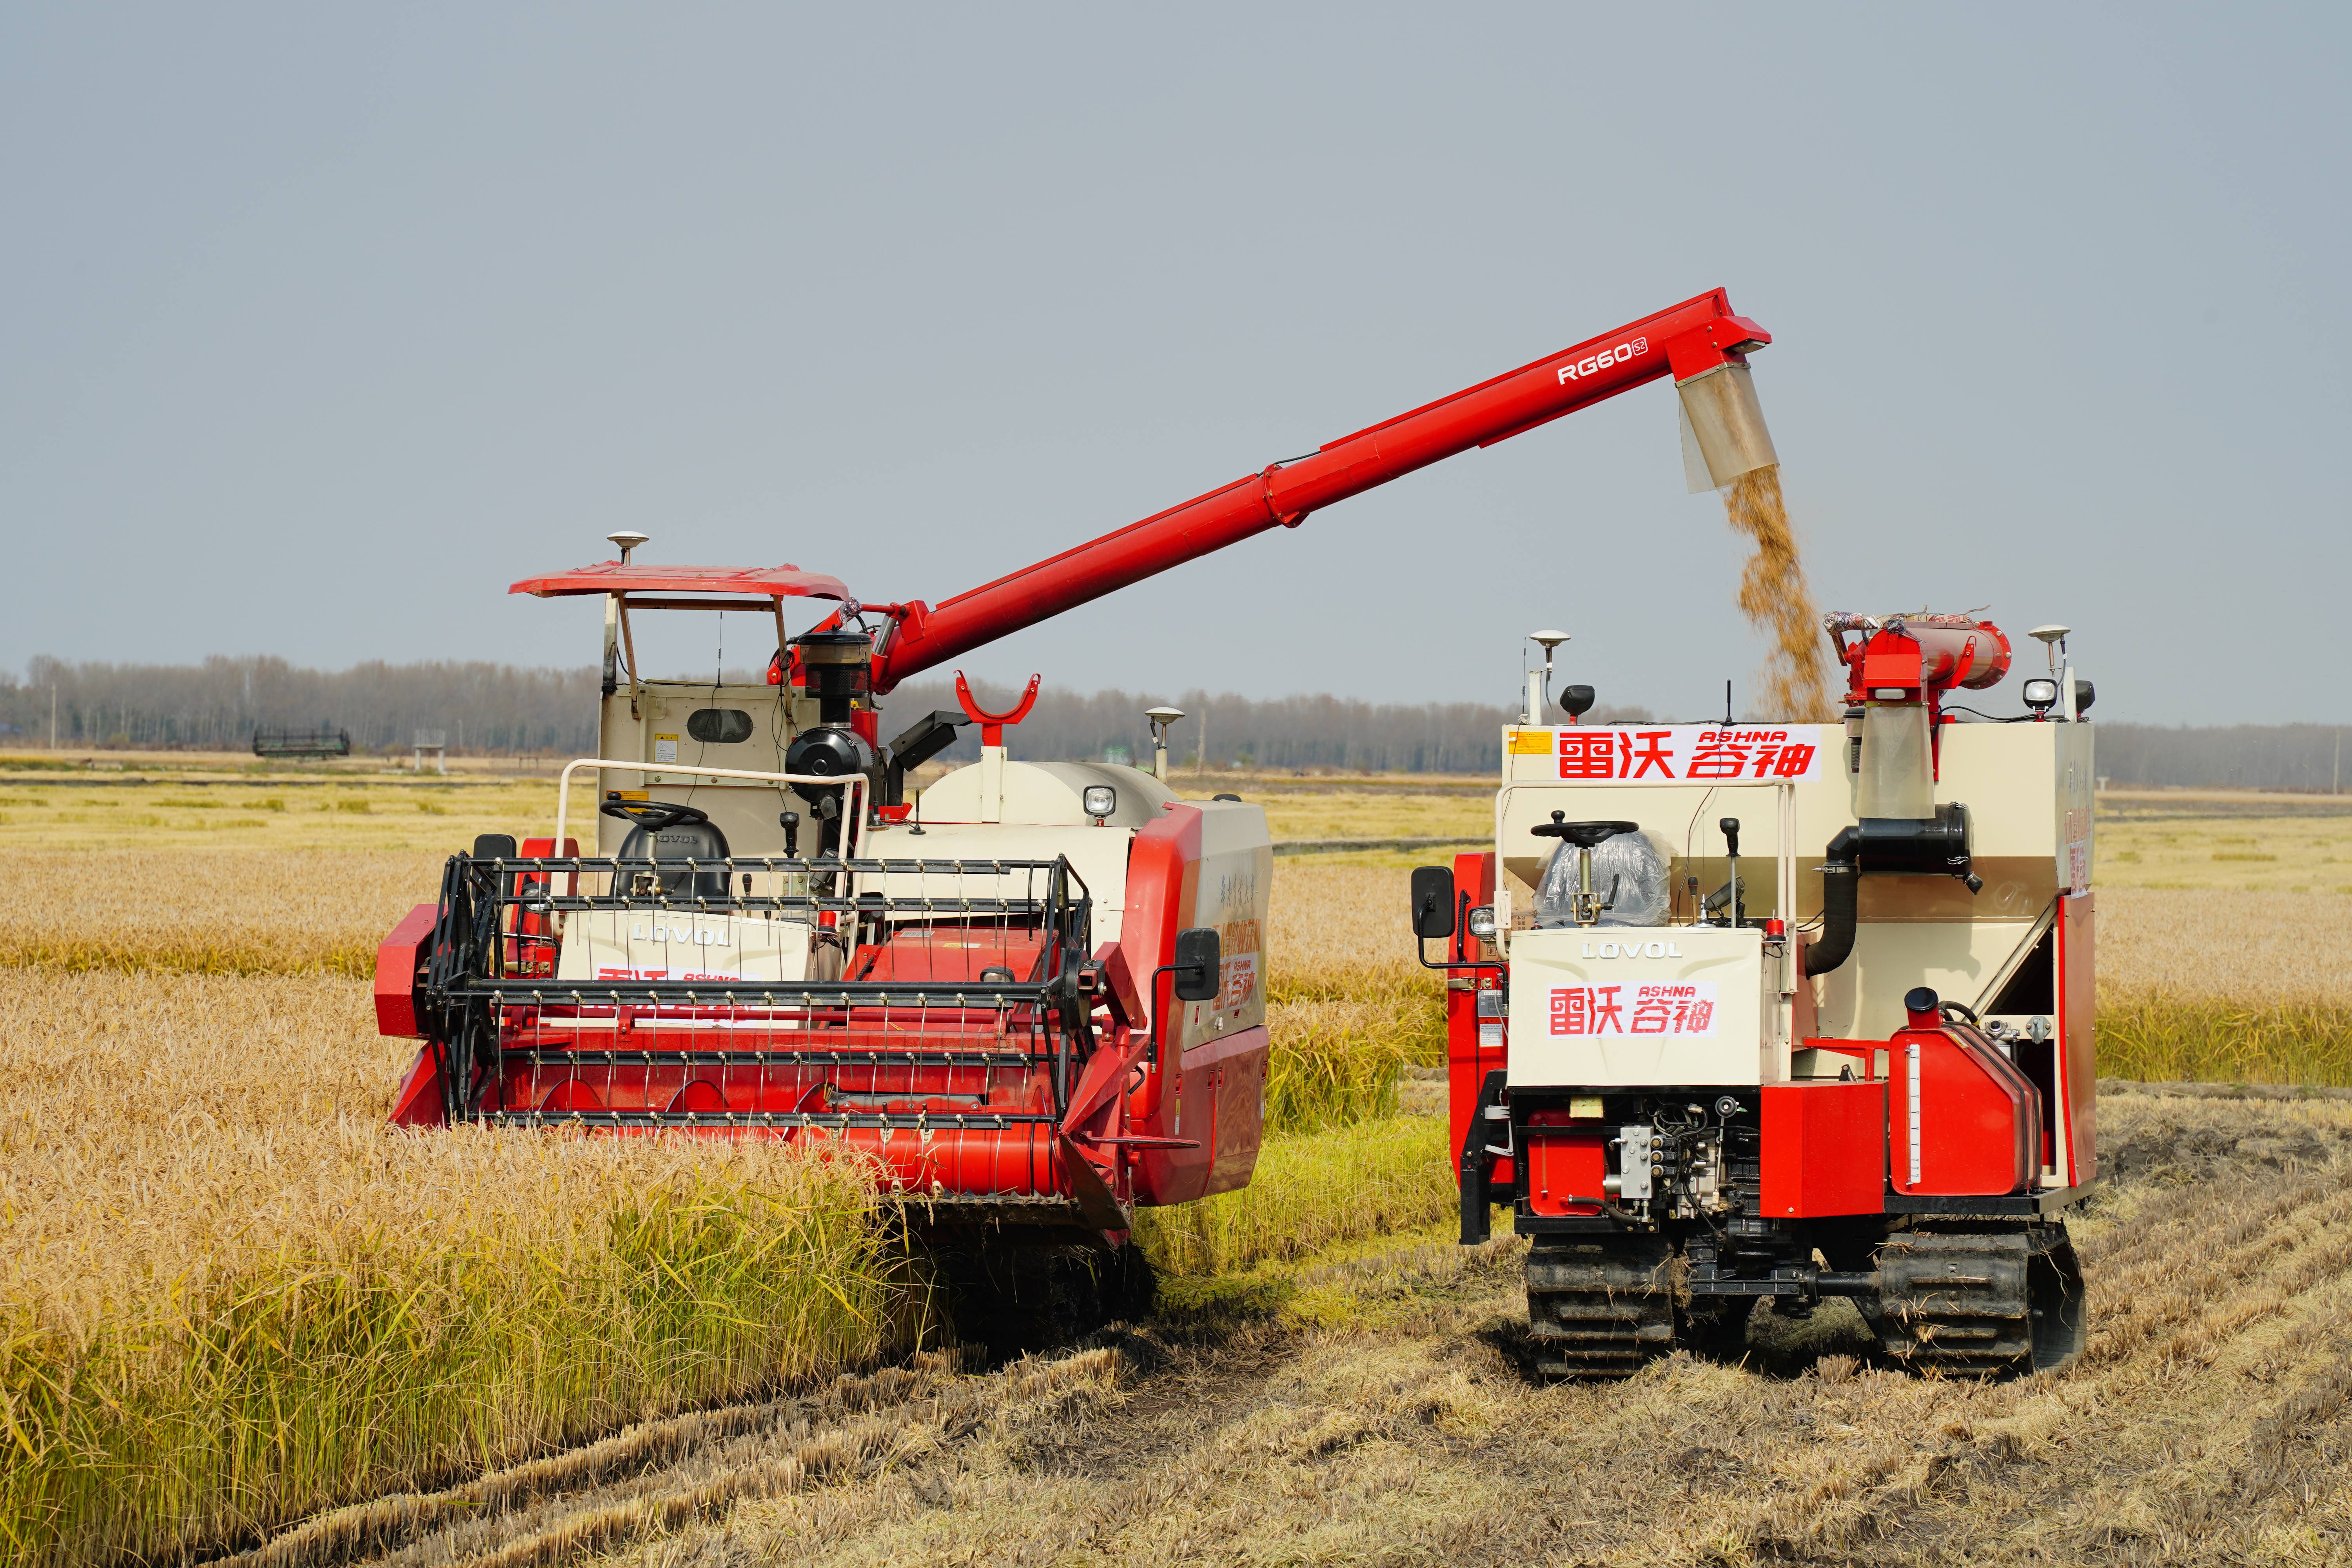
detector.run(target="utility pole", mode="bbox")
[49,684,57,750]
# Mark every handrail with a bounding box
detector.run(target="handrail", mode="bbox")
[553,758,869,861]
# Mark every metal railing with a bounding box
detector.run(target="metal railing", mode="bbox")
[417,851,1097,1131]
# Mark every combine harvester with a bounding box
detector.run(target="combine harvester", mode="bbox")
[1420,617,2098,1375]
[374,289,1831,1338]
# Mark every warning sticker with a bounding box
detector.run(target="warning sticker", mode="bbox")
[654,734,679,764]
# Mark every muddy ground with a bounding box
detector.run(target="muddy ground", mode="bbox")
[222,1087,2352,1568]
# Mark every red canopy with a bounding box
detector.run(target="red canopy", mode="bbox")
[510,561,851,601]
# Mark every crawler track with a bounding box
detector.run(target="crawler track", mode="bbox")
[1867,1221,2087,1375]
[1523,1236,1676,1376]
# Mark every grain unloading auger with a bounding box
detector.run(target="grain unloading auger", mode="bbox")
[374,290,1782,1317]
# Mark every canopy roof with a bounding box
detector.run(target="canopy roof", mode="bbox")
[510,561,851,602]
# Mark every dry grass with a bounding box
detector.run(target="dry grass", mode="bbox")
[1264,860,1445,1127]
[0,969,906,1566]
[13,819,2352,1560]
[209,1090,2352,1568]
[2098,806,2352,893]
[2098,886,2351,1002]
[0,778,556,851]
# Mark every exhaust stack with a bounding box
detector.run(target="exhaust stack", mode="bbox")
[1677,361,1779,492]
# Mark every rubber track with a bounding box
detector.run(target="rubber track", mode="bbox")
[1523,1237,1676,1377]
[1868,1222,2083,1376]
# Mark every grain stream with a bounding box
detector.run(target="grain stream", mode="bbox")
[1722,465,1833,722]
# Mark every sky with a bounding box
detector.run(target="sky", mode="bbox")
[4,5,2347,725]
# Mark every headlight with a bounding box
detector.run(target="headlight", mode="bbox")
[2022,678,2058,713]
[1466,904,1497,940]
[1082,785,1116,818]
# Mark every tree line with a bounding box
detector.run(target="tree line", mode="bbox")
[1,656,2342,789]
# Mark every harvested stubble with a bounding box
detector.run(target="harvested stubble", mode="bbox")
[594,1093,2352,1568]
[0,969,907,1568]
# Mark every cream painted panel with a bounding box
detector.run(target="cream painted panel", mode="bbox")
[918,760,1175,830]
[1494,722,2069,925]
[857,820,1139,948]
[1508,926,1770,1087]
[1807,918,2042,1042]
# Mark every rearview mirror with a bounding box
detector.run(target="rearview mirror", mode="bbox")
[1172,927,1221,1002]
[1410,865,1456,939]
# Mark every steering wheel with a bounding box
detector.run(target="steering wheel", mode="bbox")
[1530,811,1640,849]
[599,799,712,832]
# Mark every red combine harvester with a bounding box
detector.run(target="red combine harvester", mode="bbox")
[1419,615,2097,1374]
[374,290,1786,1336]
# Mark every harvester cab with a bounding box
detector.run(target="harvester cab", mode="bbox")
[1423,613,2098,1377]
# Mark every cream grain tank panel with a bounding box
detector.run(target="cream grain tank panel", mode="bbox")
[1508,926,1772,1088]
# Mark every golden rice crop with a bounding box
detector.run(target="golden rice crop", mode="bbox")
[1132,1116,1454,1278]
[0,969,906,1566]
[1267,859,1435,1005]
[2096,887,2350,1003]
[2095,993,2352,1087]
[0,848,443,976]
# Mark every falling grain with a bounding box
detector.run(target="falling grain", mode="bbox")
[1722,466,1833,722]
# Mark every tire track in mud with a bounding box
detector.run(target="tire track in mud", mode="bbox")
[203,1349,1122,1568]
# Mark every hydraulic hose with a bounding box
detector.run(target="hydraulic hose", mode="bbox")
[1803,826,1861,977]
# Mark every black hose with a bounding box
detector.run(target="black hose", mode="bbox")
[1803,826,1861,977]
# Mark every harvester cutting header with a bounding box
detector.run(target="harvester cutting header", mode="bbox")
[373,290,1805,1333]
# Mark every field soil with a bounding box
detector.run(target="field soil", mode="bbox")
[220,1087,2352,1568]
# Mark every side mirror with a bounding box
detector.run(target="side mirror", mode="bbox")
[1172,927,1221,1002]
[473,833,519,860]
[1410,865,1456,939]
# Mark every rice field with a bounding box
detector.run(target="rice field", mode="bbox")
[0,968,908,1566]
[0,844,1450,1563]
[2,785,2344,1561]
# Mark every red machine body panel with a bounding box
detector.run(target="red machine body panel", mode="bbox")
[1522,1122,1609,1218]
[373,904,437,1040]
[1759,1082,1886,1218]
[1443,851,1504,1182]
[1887,1020,2043,1197]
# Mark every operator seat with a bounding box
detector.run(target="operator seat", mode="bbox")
[616,818,734,900]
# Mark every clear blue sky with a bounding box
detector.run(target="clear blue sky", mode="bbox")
[5,5,2345,723]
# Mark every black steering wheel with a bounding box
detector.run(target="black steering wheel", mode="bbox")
[599,799,711,832]
[1530,811,1640,849]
